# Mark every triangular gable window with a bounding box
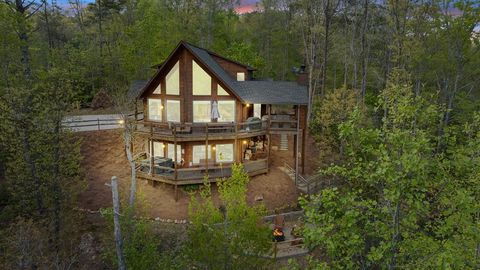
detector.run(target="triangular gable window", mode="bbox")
[166,61,180,95]
[192,60,211,95]
[218,84,229,96]
[153,83,161,94]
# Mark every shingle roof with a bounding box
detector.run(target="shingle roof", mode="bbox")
[183,43,239,96]
[128,80,148,99]
[233,81,308,105]
[184,42,308,105]
[133,41,308,105]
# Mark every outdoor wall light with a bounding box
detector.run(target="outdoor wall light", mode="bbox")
[243,140,247,145]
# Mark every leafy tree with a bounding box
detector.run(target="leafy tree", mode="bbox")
[301,70,479,269]
[309,87,363,168]
[100,206,180,270]
[185,164,272,269]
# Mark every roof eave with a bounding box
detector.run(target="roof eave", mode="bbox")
[137,42,184,99]
[182,42,246,103]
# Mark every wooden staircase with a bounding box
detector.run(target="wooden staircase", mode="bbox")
[279,134,288,150]
[281,162,321,195]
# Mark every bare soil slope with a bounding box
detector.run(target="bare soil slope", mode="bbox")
[78,130,300,219]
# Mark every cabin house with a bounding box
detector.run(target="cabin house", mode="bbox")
[129,41,308,198]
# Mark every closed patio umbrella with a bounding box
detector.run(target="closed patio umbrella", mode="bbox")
[211,100,220,121]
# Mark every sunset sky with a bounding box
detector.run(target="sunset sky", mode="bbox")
[236,0,261,14]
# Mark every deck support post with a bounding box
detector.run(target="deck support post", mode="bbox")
[234,123,238,163]
[267,104,271,173]
[295,106,300,185]
[302,129,306,174]
[205,123,209,177]
[174,127,178,181]
[150,139,155,177]
[293,134,297,158]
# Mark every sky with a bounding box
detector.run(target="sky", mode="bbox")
[236,0,261,14]
[56,0,262,14]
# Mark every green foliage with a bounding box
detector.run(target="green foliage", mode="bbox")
[185,164,272,269]
[309,87,363,167]
[223,41,266,71]
[301,70,480,269]
[182,184,200,193]
[100,207,180,270]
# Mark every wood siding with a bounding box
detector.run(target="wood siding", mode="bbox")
[211,55,249,80]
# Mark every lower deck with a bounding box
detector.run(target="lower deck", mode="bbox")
[136,158,268,185]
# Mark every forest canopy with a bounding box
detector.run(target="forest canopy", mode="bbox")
[0,0,478,269]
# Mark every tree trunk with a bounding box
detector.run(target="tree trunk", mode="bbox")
[360,0,369,100]
[111,176,127,270]
[320,0,332,96]
[126,140,136,209]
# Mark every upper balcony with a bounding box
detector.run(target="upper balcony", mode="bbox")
[134,114,299,141]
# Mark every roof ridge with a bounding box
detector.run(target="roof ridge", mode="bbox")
[181,41,256,70]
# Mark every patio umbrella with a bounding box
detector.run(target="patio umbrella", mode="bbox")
[211,100,220,121]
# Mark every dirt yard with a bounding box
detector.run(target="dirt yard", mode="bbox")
[77,130,320,220]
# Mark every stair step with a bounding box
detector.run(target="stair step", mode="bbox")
[279,134,288,150]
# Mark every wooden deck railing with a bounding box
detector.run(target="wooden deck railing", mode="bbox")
[137,158,268,185]
[135,120,269,138]
[284,162,320,195]
[135,115,299,139]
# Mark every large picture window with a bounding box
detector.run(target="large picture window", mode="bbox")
[218,100,235,122]
[166,100,180,122]
[193,145,212,164]
[166,61,180,95]
[153,141,164,157]
[193,101,211,122]
[167,144,182,163]
[148,99,162,121]
[216,144,233,163]
[192,61,211,95]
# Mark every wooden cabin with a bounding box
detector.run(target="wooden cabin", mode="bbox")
[129,41,308,195]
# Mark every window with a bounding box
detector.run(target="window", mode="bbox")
[166,61,180,95]
[218,100,235,122]
[216,144,233,163]
[153,83,161,94]
[166,100,180,122]
[167,144,182,163]
[192,61,211,95]
[193,145,211,164]
[254,104,262,118]
[218,84,229,96]
[153,141,164,157]
[193,101,211,122]
[148,99,162,121]
[236,72,245,81]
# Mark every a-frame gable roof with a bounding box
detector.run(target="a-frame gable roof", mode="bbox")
[134,41,308,105]
[183,42,243,100]
[138,41,244,102]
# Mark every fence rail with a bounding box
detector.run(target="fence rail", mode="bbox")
[62,112,142,131]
